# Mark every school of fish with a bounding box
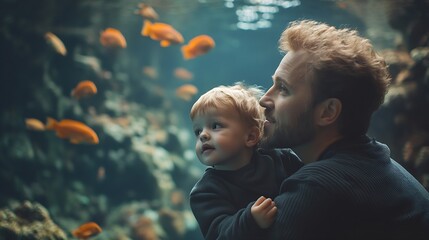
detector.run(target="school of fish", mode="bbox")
[30,2,217,237]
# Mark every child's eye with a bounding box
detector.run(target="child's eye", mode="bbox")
[212,123,222,129]
[194,129,202,137]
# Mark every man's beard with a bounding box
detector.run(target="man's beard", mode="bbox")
[260,108,315,149]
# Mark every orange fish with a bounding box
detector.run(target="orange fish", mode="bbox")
[71,80,97,99]
[176,84,198,101]
[46,118,99,144]
[181,35,215,60]
[141,20,184,47]
[72,222,102,239]
[174,67,193,81]
[135,3,159,20]
[45,32,67,56]
[25,118,45,131]
[100,28,127,49]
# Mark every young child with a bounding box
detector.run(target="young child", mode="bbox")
[189,82,303,240]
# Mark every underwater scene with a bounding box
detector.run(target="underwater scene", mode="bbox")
[1,0,428,239]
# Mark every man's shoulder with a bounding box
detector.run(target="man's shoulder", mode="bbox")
[295,156,345,171]
[257,147,295,158]
[257,148,303,175]
[286,157,358,187]
[257,148,302,165]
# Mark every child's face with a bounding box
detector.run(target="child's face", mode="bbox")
[192,107,254,170]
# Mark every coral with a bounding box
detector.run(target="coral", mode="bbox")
[169,190,186,210]
[369,0,429,191]
[158,208,186,240]
[0,201,67,240]
[132,216,159,240]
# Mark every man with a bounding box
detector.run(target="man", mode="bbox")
[259,20,429,240]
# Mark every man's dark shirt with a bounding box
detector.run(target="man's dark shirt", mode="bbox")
[272,135,429,240]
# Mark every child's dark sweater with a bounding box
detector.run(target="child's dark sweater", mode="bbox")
[190,148,303,240]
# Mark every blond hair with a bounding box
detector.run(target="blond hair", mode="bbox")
[190,82,265,140]
[280,20,391,136]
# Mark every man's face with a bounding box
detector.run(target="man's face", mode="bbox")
[259,50,316,149]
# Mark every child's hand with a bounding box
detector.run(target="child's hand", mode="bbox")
[251,196,277,229]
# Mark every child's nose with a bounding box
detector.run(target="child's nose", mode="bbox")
[199,130,210,142]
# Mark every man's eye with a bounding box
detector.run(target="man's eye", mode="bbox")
[279,84,289,94]
[212,123,222,129]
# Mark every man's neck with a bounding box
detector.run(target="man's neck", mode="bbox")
[292,132,343,164]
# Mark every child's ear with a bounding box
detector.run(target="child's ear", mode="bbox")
[245,126,260,147]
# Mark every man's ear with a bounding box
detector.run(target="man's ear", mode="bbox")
[245,126,260,147]
[315,98,342,126]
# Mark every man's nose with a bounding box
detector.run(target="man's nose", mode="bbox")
[259,86,274,109]
[259,92,272,109]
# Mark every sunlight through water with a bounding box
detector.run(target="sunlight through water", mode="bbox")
[224,0,301,30]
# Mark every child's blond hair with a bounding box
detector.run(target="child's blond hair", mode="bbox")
[190,82,265,140]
